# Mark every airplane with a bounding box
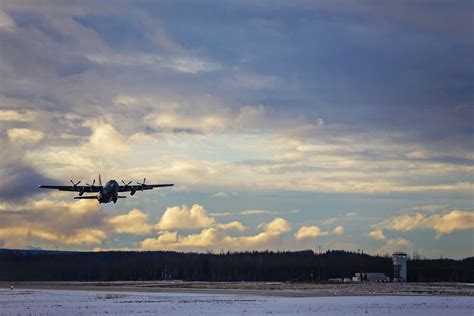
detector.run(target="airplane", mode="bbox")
[39,175,173,204]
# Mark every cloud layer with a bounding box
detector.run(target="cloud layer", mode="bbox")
[374,210,474,238]
[0,1,472,257]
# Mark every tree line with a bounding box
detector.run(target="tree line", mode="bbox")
[0,249,472,282]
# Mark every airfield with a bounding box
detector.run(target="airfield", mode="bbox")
[1,282,472,315]
[1,281,473,297]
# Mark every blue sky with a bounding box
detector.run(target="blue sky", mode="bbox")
[0,1,472,258]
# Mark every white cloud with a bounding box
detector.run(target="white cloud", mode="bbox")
[108,209,152,235]
[374,210,474,237]
[208,212,232,217]
[215,221,246,231]
[240,209,275,215]
[258,218,291,233]
[156,204,216,230]
[0,110,35,122]
[85,122,128,153]
[168,56,220,74]
[295,226,329,240]
[212,192,229,198]
[332,226,344,235]
[369,229,386,241]
[321,217,338,225]
[141,217,290,252]
[401,204,447,213]
[8,128,44,144]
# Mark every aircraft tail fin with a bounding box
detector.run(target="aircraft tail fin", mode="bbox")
[99,174,102,186]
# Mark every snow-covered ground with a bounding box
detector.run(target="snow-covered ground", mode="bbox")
[0,289,472,315]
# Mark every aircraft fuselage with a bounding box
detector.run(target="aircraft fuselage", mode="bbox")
[97,180,120,203]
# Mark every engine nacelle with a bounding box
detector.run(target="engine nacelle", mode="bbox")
[130,189,136,196]
[79,190,84,196]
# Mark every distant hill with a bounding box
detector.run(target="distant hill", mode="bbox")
[0,249,472,282]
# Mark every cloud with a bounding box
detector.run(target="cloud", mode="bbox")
[401,205,448,214]
[87,52,219,74]
[155,204,216,230]
[85,122,128,153]
[258,218,291,233]
[208,212,232,217]
[108,209,152,235]
[374,210,474,237]
[0,0,472,257]
[0,10,15,32]
[294,224,344,242]
[235,105,265,129]
[0,199,177,249]
[321,217,338,225]
[168,56,220,74]
[113,95,139,106]
[0,110,35,122]
[345,212,358,217]
[212,192,229,198]
[369,230,386,241]
[149,112,228,134]
[215,221,246,231]
[0,163,58,201]
[376,238,412,256]
[140,217,290,252]
[332,226,344,235]
[230,73,279,90]
[0,199,108,248]
[295,226,329,240]
[7,128,44,144]
[240,210,275,215]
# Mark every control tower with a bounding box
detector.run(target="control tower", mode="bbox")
[392,252,407,282]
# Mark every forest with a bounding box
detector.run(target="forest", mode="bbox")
[0,249,472,282]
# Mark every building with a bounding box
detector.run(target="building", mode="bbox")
[365,272,389,283]
[393,252,408,282]
[352,272,389,283]
[352,275,362,282]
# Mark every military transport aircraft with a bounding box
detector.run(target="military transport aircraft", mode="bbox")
[39,175,173,204]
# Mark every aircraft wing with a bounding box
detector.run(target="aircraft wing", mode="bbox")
[119,184,174,192]
[39,185,102,192]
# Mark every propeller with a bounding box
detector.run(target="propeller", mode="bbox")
[121,180,132,188]
[124,180,135,196]
[136,178,146,191]
[70,180,83,196]
[70,180,81,187]
[86,179,96,192]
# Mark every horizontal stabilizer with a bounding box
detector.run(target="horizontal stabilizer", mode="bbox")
[74,196,97,199]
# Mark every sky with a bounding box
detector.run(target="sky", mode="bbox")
[0,0,472,258]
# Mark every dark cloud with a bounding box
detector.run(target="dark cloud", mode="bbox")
[0,163,58,202]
